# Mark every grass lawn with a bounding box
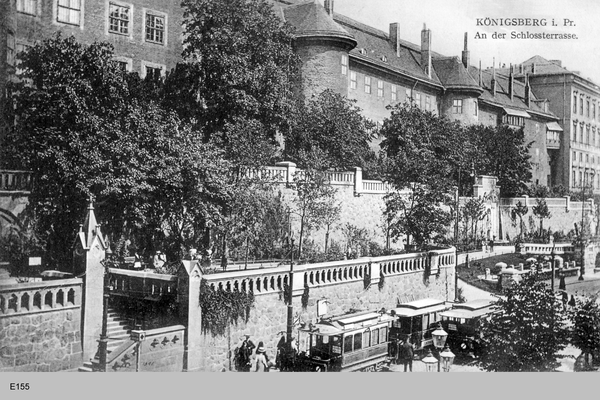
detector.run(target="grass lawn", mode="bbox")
[456,253,532,294]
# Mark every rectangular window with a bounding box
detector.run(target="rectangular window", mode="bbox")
[109,3,130,35]
[371,328,379,345]
[415,92,421,108]
[364,76,371,94]
[145,66,162,80]
[350,71,357,89]
[377,80,384,97]
[145,13,165,44]
[580,95,584,115]
[594,103,597,120]
[57,0,81,26]
[587,126,591,145]
[573,93,578,114]
[17,0,36,15]
[341,54,348,75]
[391,84,397,101]
[452,99,463,114]
[379,326,387,343]
[362,331,370,349]
[573,122,578,142]
[405,88,411,102]
[586,154,589,163]
[587,99,591,117]
[343,335,353,353]
[503,115,525,126]
[581,124,585,142]
[425,95,431,111]
[6,34,15,66]
[474,99,478,116]
[353,333,362,351]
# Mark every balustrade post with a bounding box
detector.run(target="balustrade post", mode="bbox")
[275,161,296,186]
[354,167,363,196]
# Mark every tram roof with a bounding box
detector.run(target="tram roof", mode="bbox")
[452,299,495,311]
[313,312,395,336]
[391,298,448,317]
[440,307,495,319]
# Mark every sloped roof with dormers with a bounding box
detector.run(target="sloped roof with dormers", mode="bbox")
[468,65,557,120]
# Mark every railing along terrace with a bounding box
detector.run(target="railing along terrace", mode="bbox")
[0,278,82,317]
[362,180,391,193]
[519,242,575,255]
[108,268,178,300]
[203,248,456,296]
[328,171,354,185]
[0,170,33,192]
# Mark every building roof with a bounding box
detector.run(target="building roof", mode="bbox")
[468,65,557,120]
[431,57,482,94]
[281,0,356,45]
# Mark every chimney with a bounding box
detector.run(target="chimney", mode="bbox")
[421,23,432,78]
[491,58,497,97]
[509,64,514,101]
[390,23,401,57]
[324,0,334,16]
[531,63,536,74]
[525,73,531,107]
[519,64,523,74]
[461,32,470,68]
[479,60,482,86]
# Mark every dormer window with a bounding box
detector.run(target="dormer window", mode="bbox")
[381,55,387,62]
[359,48,367,55]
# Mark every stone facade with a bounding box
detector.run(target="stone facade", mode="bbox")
[0,278,83,372]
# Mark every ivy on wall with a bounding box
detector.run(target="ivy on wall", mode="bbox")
[301,284,310,309]
[378,273,385,291]
[198,279,255,337]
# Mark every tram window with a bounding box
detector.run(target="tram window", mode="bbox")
[363,331,371,348]
[353,333,362,351]
[331,336,342,355]
[379,327,387,343]
[344,335,353,353]
[372,328,379,345]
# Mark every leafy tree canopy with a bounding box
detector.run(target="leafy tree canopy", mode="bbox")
[166,0,300,167]
[1,34,233,265]
[477,273,569,371]
[285,89,376,171]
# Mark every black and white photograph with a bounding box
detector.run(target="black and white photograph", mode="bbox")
[1,0,600,392]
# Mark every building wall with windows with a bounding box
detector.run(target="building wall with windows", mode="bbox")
[8,0,183,78]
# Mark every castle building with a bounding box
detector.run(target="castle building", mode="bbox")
[499,56,600,192]
[1,0,566,188]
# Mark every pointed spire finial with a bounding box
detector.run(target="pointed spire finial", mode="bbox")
[88,194,94,210]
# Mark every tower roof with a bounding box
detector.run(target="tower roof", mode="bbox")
[432,57,483,94]
[74,197,107,251]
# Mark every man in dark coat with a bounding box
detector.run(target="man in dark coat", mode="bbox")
[238,334,255,372]
[401,338,415,372]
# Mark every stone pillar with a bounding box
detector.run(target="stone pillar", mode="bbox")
[275,161,296,186]
[178,260,203,371]
[354,167,363,196]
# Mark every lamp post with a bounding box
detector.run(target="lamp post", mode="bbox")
[98,263,113,372]
[550,244,556,291]
[431,323,449,372]
[286,238,295,342]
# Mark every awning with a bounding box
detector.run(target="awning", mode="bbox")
[503,108,531,118]
[392,303,449,317]
[546,121,564,131]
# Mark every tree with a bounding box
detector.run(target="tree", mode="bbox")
[477,273,569,371]
[1,35,232,265]
[285,89,376,171]
[467,124,532,197]
[510,200,529,239]
[532,198,552,238]
[379,103,462,249]
[168,0,300,166]
[571,296,600,369]
[461,196,489,246]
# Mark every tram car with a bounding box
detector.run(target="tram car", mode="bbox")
[439,299,497,357]
[388,298,450,353]
[297,310,396,372]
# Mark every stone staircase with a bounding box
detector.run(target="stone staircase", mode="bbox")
[78,307,132,372]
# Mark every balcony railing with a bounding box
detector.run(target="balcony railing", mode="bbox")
[0,278,82,317]
[0,170,32,192]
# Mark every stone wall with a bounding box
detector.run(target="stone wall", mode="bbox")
[0,278,83,372]
[187,249,456,372]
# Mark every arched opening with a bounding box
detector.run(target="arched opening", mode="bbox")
[33,292,42,309]
[20,292,30,311]
[44,291,53,309]
[8,294,18,312]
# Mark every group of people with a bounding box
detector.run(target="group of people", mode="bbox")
[389,337,416,372]
[235,334,299,372]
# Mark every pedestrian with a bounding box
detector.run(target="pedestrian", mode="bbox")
[254,345,270,372]
[489,237,495,252]
[568,294,576,308]
[276,336,286,371]
[562,291,569,309]
[401,338,415,372]
[237,334,255,372]
[389,338,399,364]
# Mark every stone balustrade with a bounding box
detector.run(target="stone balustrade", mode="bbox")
[519,242,575,255]
[500,195,593,212]
[108,268,178,300]
[0,278,82,317]
[0,170,32,192]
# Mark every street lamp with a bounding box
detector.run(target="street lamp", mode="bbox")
[439,344,456,372]
[550,244,556,291]
[422,349,438,372]
[431,323,449,372]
